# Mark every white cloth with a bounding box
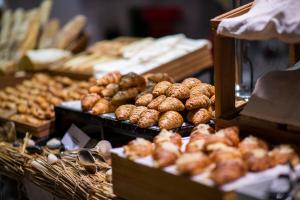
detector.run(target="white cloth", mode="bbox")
[217,0,300,43]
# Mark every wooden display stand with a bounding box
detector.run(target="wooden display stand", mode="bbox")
[211,3,300,145]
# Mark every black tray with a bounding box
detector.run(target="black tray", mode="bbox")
[54,101,195,147]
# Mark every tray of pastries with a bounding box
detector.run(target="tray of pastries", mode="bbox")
[111,126,300,200]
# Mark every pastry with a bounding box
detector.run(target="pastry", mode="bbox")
[215,126,240,147]
[185,139,206,153]
[96,71,122,86]
[243,148,271,172]
[91,98,113,115]
[147,95,166,110]
[209,146,242,162]
[144,73,174,83]
[111,87,139,105]
[210,95,215,105]
[185,95,211,110]
[166,83,190,99]
[81,93,101,111]
[124,138,153,160]
[153,141,181,168]
[153,129,182,147]
[191,124,214,136]
[181,78,202,89]
[88,85,104,94]
[101,83,119,97]
[269,145,300,167]
[129,106,148,124]
[135,93,153,106]
[158,97,184,112]
[176,152,211,176]
[239,136,268,155]
[137,109,160,128]
[152,81,172,96]
[158,111,184,130]
[190,83,214,98]
[115,104,136,120]
[119,72,146,89]
[187,108,211,125]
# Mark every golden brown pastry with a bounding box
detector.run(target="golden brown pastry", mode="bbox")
[239,136,268,155]
[185,95,211,110]
[158,111,184,130]
[101,83,119,97]
[205,136,235,151]
[210,158,247,185]
[89,85,104,94]
[81,93,101,111]
[91,98,113,115]
[269,145,300,167]
[185,139,206,153]
[187,108,211,125]
[129,106,148,124]
[215,126,240,147]
[210,95,215,105]
[119,72,146,89]
[152,81,172,97]
[124,138,153,160]
[190,83,214,98]
[97,71,122,86]
[135,93,153,106]
[147,95,166,110]
[158,97,184,112]
[191,124,214,136]
[176,152,211,176]
[209,146,242,162]
[243,148,271,172]
[144,73,174,83]
[166,83,190,99]
[153,141,181,168]
[182,78,202,89]
[115,104,136,120]
[137,109,160,128]
[112,87,139,105]
[153,129,182,148]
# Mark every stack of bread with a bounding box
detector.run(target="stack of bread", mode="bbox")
[124,126,300,185]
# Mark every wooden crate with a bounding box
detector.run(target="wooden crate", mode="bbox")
[210,3,300,145]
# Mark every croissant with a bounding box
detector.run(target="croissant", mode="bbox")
[185,95,211,110]
[137,109,160,128]
[158,111,184,130]
[115,104,136,120]
[153,141,181,168]
[191,124,214,136]
[185,139,206,153]
[210,95,215,105]
[215,126,240,147]
[158,97,185,112]
[152,81,172,97]
[147,95,166,110]
[187,108,211,125]
[144,73,174,83]
[243,148,271,172]
[153,129,182,148]
[176,152,211,176]
[166,83,190,99]
[97,71,122,86]
[119,72,146,89]
[135,93,153,106]
[269,145,300,167]
[182,78,202,89]
[89,85,104,94]
[81,93,101,111]
[124,138,153,160]
[129,106,148,124]
[101,83,119,97]
[190,83,214,98]
[238,136,268,155]
[112,87,139,105]
[91,98,113,115]
[209,147,242,163]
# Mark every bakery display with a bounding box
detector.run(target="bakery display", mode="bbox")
[121,126,300,186]
[0,73,92,126]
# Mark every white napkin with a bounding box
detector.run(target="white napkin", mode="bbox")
[217,0,300,43]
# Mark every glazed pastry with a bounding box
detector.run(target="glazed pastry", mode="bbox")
[112,87,139,105]
[135,93,153,106]
[158,97,185,112]
[185,95,211,110]
[152,81,172,97]
[91,98,113,115]
[191,124,214,136]
[190,83,214,98]
[138,109,160,128]
[185,139,206,153]
[153,129,182,147]
[81,93,101,111]
[124,138,153,160]
[239,136,268,155]
[129,106,148,124]
[243,148,271,172]
[119,72,146,89]
[158,111,184,130]
[89,85,104,94]
[210,158,247,185]
[166,83,190,99]
[187,108,211,125]
[96,71,122,86]
[176,152,211,176]
[115,104,136,120]
[101,83,119,97]
[269,145,300,167]
[215,126,240,147]
[209,145,241,162]
[181,78,202,89]
[153,141,181,168]
[147,95,166,110]
[144,73,174,83]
